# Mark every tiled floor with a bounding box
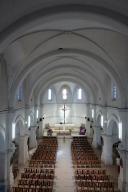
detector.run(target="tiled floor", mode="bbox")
[53,136,75,192]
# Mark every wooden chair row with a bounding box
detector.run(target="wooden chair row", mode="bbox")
[11,137,58,192]
[72,137,117,192]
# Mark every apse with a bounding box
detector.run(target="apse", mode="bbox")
[41,81,88,127]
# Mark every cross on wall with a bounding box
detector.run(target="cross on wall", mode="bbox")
[61,104,70,124]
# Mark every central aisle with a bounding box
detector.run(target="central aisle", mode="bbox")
[54,136,75,192]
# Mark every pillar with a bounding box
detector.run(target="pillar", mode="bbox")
[18,134,29,167]
[117,109,128,192]
[4,141,16,191]
[10,165,14,187]
[0,151,6,191]
[86,119,91,137]
[5,109,15,192]
[118,143,128,192]
[34,105,38,125]
[29,126,37,149]
[101,134,113,165]
[38,119,43,137]
[89,126,93,138]
[9,142,16,186]
[92,126,101,148]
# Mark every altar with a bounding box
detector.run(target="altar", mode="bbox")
[43,123,79,136]
[43,104,80,136]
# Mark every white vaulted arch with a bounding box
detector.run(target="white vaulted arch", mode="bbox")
[9,48,125,107]
[1,4,128,52]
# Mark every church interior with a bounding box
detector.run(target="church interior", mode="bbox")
[0,1,128,192]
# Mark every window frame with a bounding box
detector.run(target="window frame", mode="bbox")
[48,88,52,100]
[62,88,67,100]
[112,84,117,101]
[78,88,82,100]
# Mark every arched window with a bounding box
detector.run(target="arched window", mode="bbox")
[101,115,104,127]
[112,84,117,100]
[62,88,67,100]
[78,88,82,100]
[91,109,94,118]
[118,122,122,140]
[12,123,16,140]
[48,88,52,100]
[16,84,23,101]
[28,116,31,127]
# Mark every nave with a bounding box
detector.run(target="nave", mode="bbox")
[54,136,75,192]
[11,136,120,192]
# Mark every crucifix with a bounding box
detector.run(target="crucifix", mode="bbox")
[62,104,66,124]
[61,104,70,131]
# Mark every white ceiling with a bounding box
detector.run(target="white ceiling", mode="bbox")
[1,1,128,107]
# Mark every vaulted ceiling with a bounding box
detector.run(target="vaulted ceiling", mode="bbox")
[1,1,128,107]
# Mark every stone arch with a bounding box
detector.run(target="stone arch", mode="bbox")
[9,48,124,107]
[96,112,102,126]
[108,117,119,144]
[1,4,128,53]
[107,118,121,171]
[107,114,120,135]
[13,115,25,144]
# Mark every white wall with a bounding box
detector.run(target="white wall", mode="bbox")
[42,103,87,127]
[41,81,88,127]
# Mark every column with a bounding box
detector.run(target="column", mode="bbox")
[5,110,14,192]
[9,142,16,187]
[119,110,127,145]
[0,151,6,191]
[101,134,113,165]
[29,126,37,149]
[34,105,38,125]
[89,126,93,138]
[4,141,16,191]
[86,119,91,137]
[118,143,128,192]
[92,126,101,148]
[38,118,44,137]
[18,134,29,166]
